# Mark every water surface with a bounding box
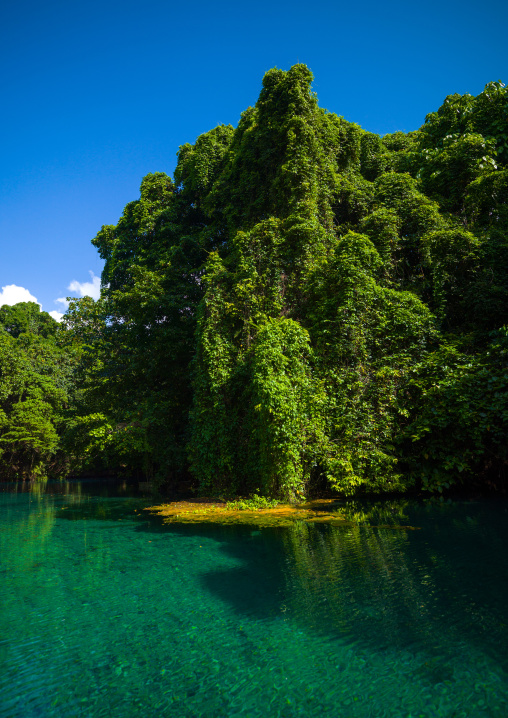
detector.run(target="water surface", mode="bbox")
[1,481,507,717]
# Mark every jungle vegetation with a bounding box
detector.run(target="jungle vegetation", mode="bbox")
[1,66,507,499]
[0,303,74,479]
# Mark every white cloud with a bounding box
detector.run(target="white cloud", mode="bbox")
[0,272,101,324]
[55,296,69,310]
[0,284,40,308]
[49,310,64,322]
[67,271,101,301]
[53,271,101,314]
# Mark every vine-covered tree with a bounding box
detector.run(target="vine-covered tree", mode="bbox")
[61,68,508,498]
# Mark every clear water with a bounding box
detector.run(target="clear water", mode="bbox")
[1,481,508,717]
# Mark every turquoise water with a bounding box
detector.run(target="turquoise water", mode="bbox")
[1,482,508,717]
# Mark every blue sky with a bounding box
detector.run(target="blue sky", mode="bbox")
[1,0,506,319]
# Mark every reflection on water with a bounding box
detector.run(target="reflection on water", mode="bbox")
[281,516,508,665]
[0,481,507,717]
[0,490,56,579]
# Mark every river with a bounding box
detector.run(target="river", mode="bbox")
[1,480,507,716]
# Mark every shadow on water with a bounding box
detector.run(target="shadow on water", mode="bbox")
[190,500,508,679]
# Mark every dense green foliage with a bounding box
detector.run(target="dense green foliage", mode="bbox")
[3,68,507,496]
[0,304,73,479]
[0,302,58,340]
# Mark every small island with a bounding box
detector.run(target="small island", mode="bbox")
[145,497,421,529]
[146,497,351,527]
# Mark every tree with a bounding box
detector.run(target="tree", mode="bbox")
[0,302,58,339]
[0,321,73,479]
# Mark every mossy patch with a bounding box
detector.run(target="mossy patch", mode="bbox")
[145,498,420,528]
